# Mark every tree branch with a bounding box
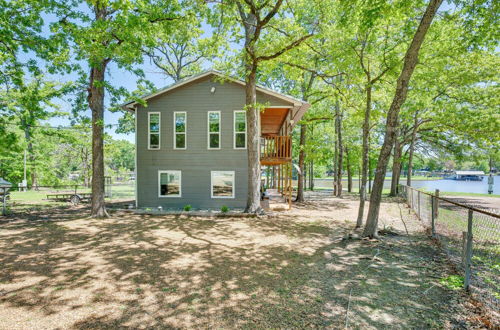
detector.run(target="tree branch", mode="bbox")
[256,33,313,62]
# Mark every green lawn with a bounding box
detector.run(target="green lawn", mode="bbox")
[10,184,135,205]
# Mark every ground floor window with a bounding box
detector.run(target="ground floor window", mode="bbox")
[159,170,181,197]
[211,171,235,198]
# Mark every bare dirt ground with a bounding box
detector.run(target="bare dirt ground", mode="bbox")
[0,191,493,329]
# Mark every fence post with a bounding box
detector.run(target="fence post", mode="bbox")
[464,209,473,291]
[435,189,440,218]
[431,195,436,237]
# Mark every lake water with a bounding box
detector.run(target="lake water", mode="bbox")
[309,176,500,195]
[410,176,500,195]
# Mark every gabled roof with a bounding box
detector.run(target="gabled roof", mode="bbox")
[121,70,309,111]
[0,178,12,187]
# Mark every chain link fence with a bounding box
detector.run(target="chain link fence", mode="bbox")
[399,185,500,310]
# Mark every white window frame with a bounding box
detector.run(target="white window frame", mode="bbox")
[207,111,221,150]
[173,111,187,150]
[148,112,161,150]
[158,170,182,198]
[210,170,235,199]
[233,110,247,150]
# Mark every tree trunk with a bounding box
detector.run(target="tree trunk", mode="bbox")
[22,121,37,190]
[244,64,261,213]
[389,128,402,196]
[368,159,372,194]
[333,123,338,196]
[89,62,109,218]
[363,0,443,237]
[335,104,343,197]
[346,147,352,193]
[295,123,306,202]
[407,112,419,186]
[304,162,307,191]
[309,161,313,190]
[356,84,372,227]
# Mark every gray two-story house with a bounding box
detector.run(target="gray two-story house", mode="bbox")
[122,70,310,210]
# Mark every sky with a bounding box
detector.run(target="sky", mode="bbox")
[23,1,457,144]
[30,7,220,144]
[47,59,180,143]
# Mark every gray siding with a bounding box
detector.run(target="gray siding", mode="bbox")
[136,75,293,209]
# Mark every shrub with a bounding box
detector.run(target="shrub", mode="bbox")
[221,205,229,213]
[183,204,192,211]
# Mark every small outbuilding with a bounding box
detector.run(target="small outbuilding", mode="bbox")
[0,177,12,216]
[453,170,485,181]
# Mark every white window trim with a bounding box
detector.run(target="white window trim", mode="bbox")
[148,112,161,150]
[233,110,247,150]
[158,170,182,198]
[207,111,221,150]
[210,170,235,199]
[173,111,187,150]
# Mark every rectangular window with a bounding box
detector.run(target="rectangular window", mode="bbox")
[211,171,235,198]
[234,110,246,149]
[208,111,221,149]
[158,170,181,197]
[148,112,160,149]
[174,112,186,149]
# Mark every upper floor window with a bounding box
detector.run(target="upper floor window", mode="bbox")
[234,110,246,149]
[208,111,221,149]
[148,112,160,149]
[174,112,186,149]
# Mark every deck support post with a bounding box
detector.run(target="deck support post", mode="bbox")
[288,162,292,209]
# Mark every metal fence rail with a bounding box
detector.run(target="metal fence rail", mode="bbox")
[399,185,499,309]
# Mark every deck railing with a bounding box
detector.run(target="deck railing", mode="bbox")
[261,136,291,161]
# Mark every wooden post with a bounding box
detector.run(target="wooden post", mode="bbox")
[277,164,281,193]
[282,164,285,195]
[288,162,292,209]
[435,189,440,218]
[461,231,467,266]
[464,209,473,291]
[431,195,436,237]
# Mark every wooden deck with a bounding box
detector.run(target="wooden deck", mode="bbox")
[261,136,293,209]
[260,136,291,165]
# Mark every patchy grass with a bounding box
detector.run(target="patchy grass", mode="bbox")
[440,275,464,290]
[0,192,491,328]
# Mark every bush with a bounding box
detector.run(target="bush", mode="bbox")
[221,205,229,213]
[183,204,192,211]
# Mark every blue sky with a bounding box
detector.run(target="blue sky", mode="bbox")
[33,8,219,143]
[47,59,180,143]
[29,1,456,144]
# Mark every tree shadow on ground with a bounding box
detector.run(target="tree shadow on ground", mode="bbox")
[0,198,478,328]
